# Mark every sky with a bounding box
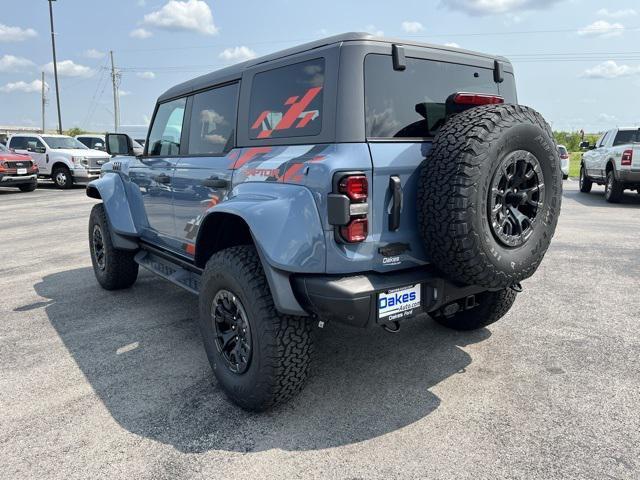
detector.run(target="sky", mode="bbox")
[0,0,639,136]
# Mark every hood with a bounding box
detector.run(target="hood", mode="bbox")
[0,151,32,162]
[52,148,111,159]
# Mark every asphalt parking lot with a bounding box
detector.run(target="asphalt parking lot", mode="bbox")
[1,180,639,479]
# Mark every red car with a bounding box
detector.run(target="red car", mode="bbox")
[0,143,38,192]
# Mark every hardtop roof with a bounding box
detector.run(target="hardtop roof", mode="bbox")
[158,32,512,102]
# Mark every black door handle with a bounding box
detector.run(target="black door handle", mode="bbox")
[389,175,402,231]
[202,176,229,188]
[155,173,171,184]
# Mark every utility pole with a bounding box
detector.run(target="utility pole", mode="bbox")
[47,0,62,134]
[110,50,120,132]
[41,71,46,133]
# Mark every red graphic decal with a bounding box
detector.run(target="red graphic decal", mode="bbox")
[282,163,305,183]
[251,110,270,129]
[285,96,299,105]
[230,147,273,169]
[275,86,322,131]
[257,130,273,139]
[296,111,315,129]
[309,154,325,163]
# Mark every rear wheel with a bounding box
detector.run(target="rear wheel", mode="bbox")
[433,289,517,331]
[89,203,139,290]
[198,245,313,411]
[52,165,73,189]
[418,104,562,289]
[604,170,623,203]
[579,165,592,193]
[18,182,37,192]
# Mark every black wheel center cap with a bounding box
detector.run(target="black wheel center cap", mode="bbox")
[488,150,544,248]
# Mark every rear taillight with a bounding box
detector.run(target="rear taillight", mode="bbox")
[332,173,369,243]
[621,149,633,166]
[339,175,368,202]
[340,218,368,243]
[453,93,505,106]
[560,154,569,159]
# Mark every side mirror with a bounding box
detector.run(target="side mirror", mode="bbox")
[579,141,591,150]
[34,146,46,154]
[588,145,596,150]
[106,133,135,156]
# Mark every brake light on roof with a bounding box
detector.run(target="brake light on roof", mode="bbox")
[621,149,633,166]
[453,93,505,106]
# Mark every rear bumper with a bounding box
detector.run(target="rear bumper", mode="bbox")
[291,265,489,328]
[0,173,37,186]
[619,169,640,184]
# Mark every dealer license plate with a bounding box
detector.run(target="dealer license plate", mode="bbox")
[378,284,421,321]
[17,168,27,175]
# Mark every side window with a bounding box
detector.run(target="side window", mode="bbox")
[187,83,238,155]
[9,137,27,150]
[147,97,187,156]
[25,137,45,151]
[613,129,640,146]
[249,58,325,139]
[600,131,613,148]
[77,137,90,148]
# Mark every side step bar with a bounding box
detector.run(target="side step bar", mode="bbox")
[135,250,201,295]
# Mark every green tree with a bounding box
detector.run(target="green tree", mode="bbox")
[65,127,86,137]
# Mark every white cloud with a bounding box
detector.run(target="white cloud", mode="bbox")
[578,20,624,38]
[143,0,218,35]
[440,0,563,15]
[219,46,257,63]
[0,23,37,42]
[43,60,94,78]
[596,8,637,18]
[444,42,461,48]
[84,48,105,59]
[0,79,47,93]
[581,61,640,79]
[130,28,153,39]
[119,90,131,97]
[365,25,384,36]
[401,21,424,33]
[0,55,34,72]
[597,113,617,123]
[136,71,156,79]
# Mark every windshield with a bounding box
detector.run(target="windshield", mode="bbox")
[42,136,89,150]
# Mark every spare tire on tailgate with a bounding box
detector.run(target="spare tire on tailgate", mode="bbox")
[417,104,562,289]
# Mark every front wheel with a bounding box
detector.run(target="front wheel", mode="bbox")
[198,245,313,411]
[52,165,73,189]
[18,182,37,192]
[604,170,623,203]
[579,165,592,193]
[432,289,517,331]
[88,203,139,290]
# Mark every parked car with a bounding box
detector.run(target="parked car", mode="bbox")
[86,33,562,411]
[557,144,569,179]
[580,127,640,202]
[8,133,110,189]
[0,143,38,191]
[77,134,144,156]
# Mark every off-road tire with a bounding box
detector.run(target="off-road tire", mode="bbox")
[52,164,73,189]
[199,245,313,411]
[418,104,562,289]
[434,288,517,331]
[579,164,592,193]
[88,203,139,290]
[18,182,37,192]
[604,170,623,203]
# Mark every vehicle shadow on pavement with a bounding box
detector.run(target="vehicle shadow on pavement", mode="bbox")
[32,267,491,453]
[564,188,640,207]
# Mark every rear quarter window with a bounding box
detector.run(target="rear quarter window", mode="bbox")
[365,54,515,139]
[249,58,324,139]
[613,129,640,146]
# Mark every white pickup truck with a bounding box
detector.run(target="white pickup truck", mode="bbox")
[8,133,111,189]
[580,127,640,202]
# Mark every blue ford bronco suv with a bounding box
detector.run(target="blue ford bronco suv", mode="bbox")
[87,33,561,411]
